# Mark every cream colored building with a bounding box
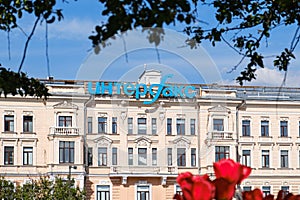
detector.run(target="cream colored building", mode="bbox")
[1,71,300,199]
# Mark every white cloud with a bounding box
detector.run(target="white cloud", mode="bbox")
[35,18,97,40]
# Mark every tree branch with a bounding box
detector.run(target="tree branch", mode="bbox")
[18,16,40,73]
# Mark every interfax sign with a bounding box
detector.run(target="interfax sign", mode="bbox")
[87,74,196,104]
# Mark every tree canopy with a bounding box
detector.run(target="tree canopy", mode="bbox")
[0,0,299,97]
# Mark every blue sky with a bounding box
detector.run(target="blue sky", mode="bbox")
[0,1,299,86]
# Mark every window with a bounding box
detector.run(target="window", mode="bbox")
[98,117,107,133]
[138,118,147,134]
[138,148,147,165]
[168,148,172,166]
[88,117,93,134]
[261,120,269,136]
[213,119,224,131]
[176,118,185,135]
[59,141,74,163]
[59,116,72,127]
[4,146,14,165]
[242,120,250,136]
[88,147,93,166]
[151,118,157,135]
[167,118,172,135]
[152,148,157,166]
[112,147,117,165]
[96,185,110,200]
[280,150,289,168]
[242,150,251,167]
[191,148,196,167]
[112,117,117,134]
[190,119,196,135]
[128,148,133,165]
[175,185,182,195]
[243,186,252,192]
[98,147,107,166]
[23,116,33,132]
[23,147,33,165]
[280,121,288,137]
[262,150,270,168]
[136,185,150,200]
[177,148,186,166]
[128,118,133,134]
[262,186,271,197]
[4,115,14,132]
[281,186,289,197]
[215,146,229,162]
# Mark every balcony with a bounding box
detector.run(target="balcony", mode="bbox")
[110,166,178,174]
[49,127,80,136]
[207,131,234,140]
[276,136,293,145]
[239,136,255,145]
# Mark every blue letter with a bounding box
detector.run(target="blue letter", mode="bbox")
[101,82,113,94]
[88,82,101,94]
[184,86,196,98]
[124,83,135,95]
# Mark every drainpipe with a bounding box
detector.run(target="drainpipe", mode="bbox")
[84,95,94,168]
[197,103,201,174]
[236,100,246,162]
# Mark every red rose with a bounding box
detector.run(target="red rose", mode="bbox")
[213,177,236,200]
[213,158,251,184]
[175,172,215,200]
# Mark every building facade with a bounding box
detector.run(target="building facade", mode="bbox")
[1,71,300,199]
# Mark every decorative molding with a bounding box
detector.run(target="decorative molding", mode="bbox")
[135,136,152,147]
[94,136,113,147]
[208,105,230,113]
[53,101,78,110]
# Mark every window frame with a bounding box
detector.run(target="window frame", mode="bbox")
[167,148,172,166]
[23,147,33,165]
[280,150,289,168]
[242,120,251,136]
[59,141,75,163]
[177,148,186,167]
[4,115,14,132]
[96,185,111,200]
[112,147,118,165]
[58,116,72,127]
[128,148,133,165]
[87,117,93,134]
[190,119,196,135]
[280,121,288,137]
[4,146,14,165]
[112,117,117,134]
[167,118,172,135]
[23,115,33,133]
[242,149,251,167]
[176,118,186,135]
[128,117,133,134]
[261,120,269,137]
[138,118,147,135]
[98,117,107,134]
[151,118,157,135]
[215,146,230,162]
[98,147,108,166]
[191,148,196,167]
[262,150,270,168]
[138,148,147,166]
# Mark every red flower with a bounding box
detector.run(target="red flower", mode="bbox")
[213,158,252,185]
[242,188,263,200]
[213,178,236,200]
[175,172,215,200]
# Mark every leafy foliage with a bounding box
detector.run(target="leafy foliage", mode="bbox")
[0,65,50,99]
[0,176,86,200]
[90,0,300,85]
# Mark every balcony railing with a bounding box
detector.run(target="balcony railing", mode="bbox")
[207,131,233,140]
[49,127,79,136]
[110,166,178,174]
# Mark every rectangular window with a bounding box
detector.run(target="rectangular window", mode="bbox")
[151,118,157,135]
[177,148,186,166]
[243,186,252,192]
[59,141,74,163]
[59,116,72,127]
[215,146,229,162]
[191,148,196,167]
[23,116,33,132]
[152,148,157,166]
[136,185,150,200]
[242,150,251,167]
[88,147,93,166]
[96,185,110,200]
[23,147,33,165]
[4,146,14,165]
[280,150,288,168]
[175,185,182,195]
[280,121,288,137]
[138,118,147,134]
[98,147,107,166]
[168,148,172,166]
[128,148,133,165]
[213,119,224,131]
[242,120,250,136]
[167,118,172,135]
[262,186,271,197]
[190,119,196,135]
[112,147,117,165]
[261,120,269,136]
[138,148,147,165]
[128,118,133,134]
[281,186,289,197]
[4,115,14,132]
[88,117,93,134]
[176,118,185,135]
[98,117,107,133]
[262,150,270,168]
[112,117,117,134]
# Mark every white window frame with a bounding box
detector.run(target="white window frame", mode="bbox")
[135,183,152,200]
[95,184,112,200]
